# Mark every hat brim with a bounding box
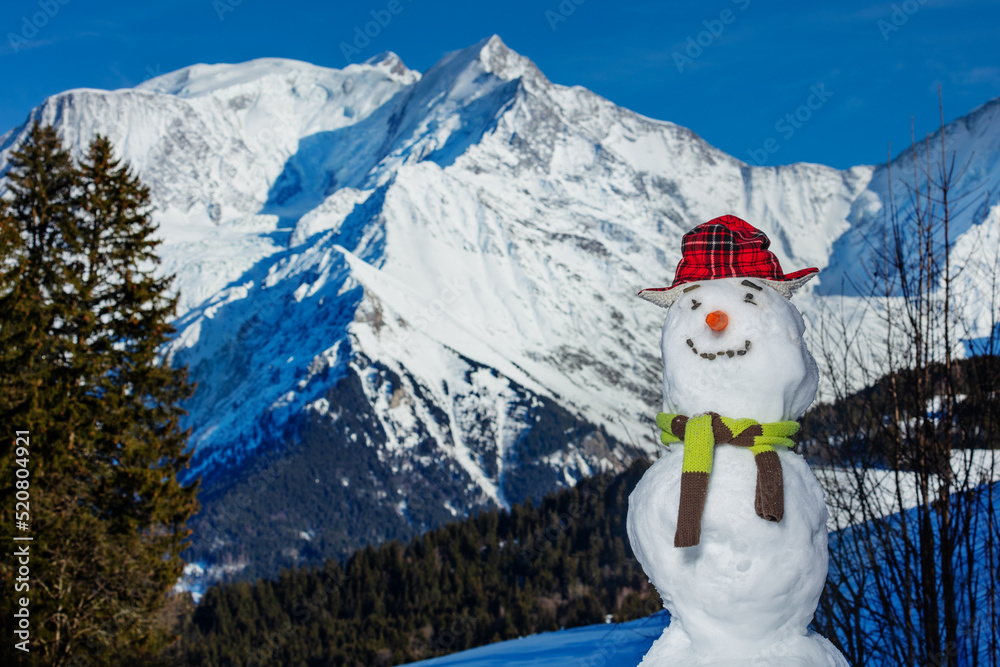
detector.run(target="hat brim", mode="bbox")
[637,268,819,308]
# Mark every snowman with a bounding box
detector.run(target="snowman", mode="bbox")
[627,215,849,666]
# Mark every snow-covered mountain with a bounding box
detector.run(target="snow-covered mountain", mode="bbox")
[2,35,998,582]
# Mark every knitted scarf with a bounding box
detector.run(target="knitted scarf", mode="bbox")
[656,412,799,548]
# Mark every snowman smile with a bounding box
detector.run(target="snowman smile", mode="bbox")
[685,337,751,360]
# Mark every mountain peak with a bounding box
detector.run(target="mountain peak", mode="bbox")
[437,34,546,86]
[362,50,413,78]
[479,34,542,82]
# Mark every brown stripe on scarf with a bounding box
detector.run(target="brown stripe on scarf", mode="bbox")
[753,449,784,522]
[674,472,710,548]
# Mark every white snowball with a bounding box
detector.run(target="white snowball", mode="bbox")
[627,446,848,666]
[659,278,818,423]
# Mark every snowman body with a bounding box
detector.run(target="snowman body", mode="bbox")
[627,277,849,666]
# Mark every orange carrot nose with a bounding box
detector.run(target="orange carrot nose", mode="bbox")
[706,310,729,331]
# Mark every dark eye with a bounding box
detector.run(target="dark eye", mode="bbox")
[744,293,757,305]
[691,299,701,310]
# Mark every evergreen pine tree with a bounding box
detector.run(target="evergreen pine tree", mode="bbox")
[1,125,199,665]
[0,121,76,447]
[1,121,87,666]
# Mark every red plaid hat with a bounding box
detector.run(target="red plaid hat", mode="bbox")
[638,215,818,307]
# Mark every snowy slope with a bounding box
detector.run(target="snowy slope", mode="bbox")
[2,35,998,581]
[0,53,419,311]
[406,612,670,667]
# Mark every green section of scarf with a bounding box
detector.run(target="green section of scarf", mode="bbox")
[655,412,799,548]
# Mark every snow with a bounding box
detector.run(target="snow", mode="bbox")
[816,448,1000,531]
[629,447,847,666]
[406,612,671,667]
[824,479,1000,665]
[172,559,248,604]
[627,264,846,664]
[657,277,819,423]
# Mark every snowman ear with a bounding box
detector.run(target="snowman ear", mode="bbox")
[637,282,702,308]
[759,272,817,299]
[637,288,682,308]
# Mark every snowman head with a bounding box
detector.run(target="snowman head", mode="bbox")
[638,216,819,423]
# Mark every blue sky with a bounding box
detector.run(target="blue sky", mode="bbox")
[1,0,997,169]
